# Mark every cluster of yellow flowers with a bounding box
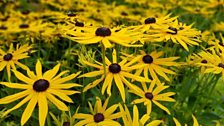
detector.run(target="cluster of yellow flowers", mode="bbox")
[0,0,223,126]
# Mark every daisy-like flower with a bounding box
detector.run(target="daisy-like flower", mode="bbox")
[119,104,163,126]
[124,50,179,83]
[130,80,175,114]
[0,60,81,126]
[148,19,201,51]
[79,49,149,102]
[65,26,142,48]
[137,14,178,32]
[196,49,224,79]
[173,115,199,126]
[0,43,34,79]
[73,97,123,126]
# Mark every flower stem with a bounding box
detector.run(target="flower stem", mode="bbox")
[101,43,106,76]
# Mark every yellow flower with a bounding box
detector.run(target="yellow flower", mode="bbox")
[79,49,149,102]
[173,115,199,126]
[119,104,163,126]
[147,19,201,51]
[126,50,179,83]
[130,80,175,114]
[0,43,34,79]
[65,26,142,48]
[196,49,224,79]
[73,97,123,126]
[0,60,81,126]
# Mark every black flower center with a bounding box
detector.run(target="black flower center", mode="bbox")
[21,10,30,15]
[109,63,121,73]
[219,42,224,46]
[144,17,156,24]
[0,25,7,30]
[167,27,178,35]
[94,113,104,123]
[121,11,128,16]
[75,21,84,27]
[95,27,111,37]
[19,24,29,29]
[143,55,153,64]
[179,27,184,30]
[218,63,224,68]
[33,79,50,92]
[3,53,13,61]
[201,60,207,63]
[145,92,154,100]
[67,11,76,17]
[63,122,70,126]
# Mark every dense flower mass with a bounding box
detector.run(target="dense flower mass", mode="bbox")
[0,0,223,125]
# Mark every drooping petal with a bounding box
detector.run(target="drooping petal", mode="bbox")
[46,93,68,111]
[21,93,38,125]
[38,93,48,126]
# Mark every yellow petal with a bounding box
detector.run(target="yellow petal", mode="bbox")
[47,89,73,103]
[0,61,7,71]
[152,100,170,114]
[36,60,43,78]
[0,90,29,104]
[173,117,181,126]
[21,93,38,125]
[114,74,125,102]
[133,105,139,126]
[38,93,48,126]
[2,93,32,117]
[12,70,34,84]
[104,104,118,117]
[102,38,113,48]
[43,63,60,80]
[102,73,113,95]
[83,75,104,92]
[112,49,117,63]
[0,82,30,89]
[52,71,81,84]
[192,115,199,126]
[46,93,68,111]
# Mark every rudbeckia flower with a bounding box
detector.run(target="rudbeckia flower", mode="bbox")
[137,14,178,32]
[119,104,163,126]
[0,43,34,79]
[0,60,81,126]
[148,19,201,51]
[65,26,142,48]
[73,97,123,126]
[79,49,149,102]
[130,80,175,114]
[196,49,224,79]
[173,115,199,126]
[124,50,179,83]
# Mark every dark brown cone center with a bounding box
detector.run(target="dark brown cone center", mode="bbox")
[143,55,153,64]
[201,60,207,63]
[218,63,224,68]
[3,53,13,61]
[95,27,111,37]
[109,63,121,73]
[75,21,84,27]
[19,24,29,29]
[144,17,156,24]
[33,79,49,92]
[167,27,178,35]
[94,113,104,123]
[145,92,154,100]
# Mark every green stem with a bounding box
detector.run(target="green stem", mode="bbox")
[47,114,52,126]
[101,43,106,76]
